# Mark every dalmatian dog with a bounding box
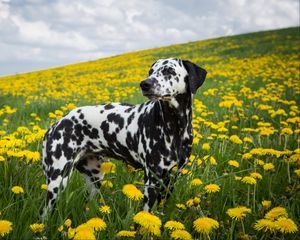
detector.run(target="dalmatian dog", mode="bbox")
[41,58,207,217]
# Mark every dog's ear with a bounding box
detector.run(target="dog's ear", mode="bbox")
[182,60,207,94]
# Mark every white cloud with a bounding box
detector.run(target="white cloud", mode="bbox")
[0,0,298,76]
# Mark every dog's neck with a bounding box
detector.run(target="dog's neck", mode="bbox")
[157,93,193,137]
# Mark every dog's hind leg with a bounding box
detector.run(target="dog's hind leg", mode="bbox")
[75,155,104,199]
[41,155,74,220]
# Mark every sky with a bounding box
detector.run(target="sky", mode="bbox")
[0,0,299,76]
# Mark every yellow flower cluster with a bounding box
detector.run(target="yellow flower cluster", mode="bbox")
[254,207,298,234]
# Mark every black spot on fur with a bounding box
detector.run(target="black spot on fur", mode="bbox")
[104,104,115,110]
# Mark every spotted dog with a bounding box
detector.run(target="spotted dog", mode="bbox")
[42,58,207,216]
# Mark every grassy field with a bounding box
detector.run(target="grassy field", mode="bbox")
[0,27,299,239]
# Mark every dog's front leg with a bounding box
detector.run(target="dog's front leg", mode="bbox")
[143,169,160,212]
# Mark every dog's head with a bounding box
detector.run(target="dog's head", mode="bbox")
[140,58,207,100]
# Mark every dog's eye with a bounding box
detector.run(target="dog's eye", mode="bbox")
[148,69,154,75]
[162,67,176,76]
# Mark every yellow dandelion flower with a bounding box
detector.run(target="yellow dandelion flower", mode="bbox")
[226,206,251,221]
[0,220,13,237]
[228,160,239,168]
[210,156,217,165]
[29,223,44,233]
[133,211,161,237]
[176,203,187,210]
[254,219,277,232]
[41,184,48,191]
[263,163,275,171]
[164,220,185,230]
[243,137,253,143]
[294,169,300,178]
[101,180,113,188]
[0,156,5,161]
[116,230,136,238]
[242,153,252,159]
[186,199,194,207]
[68,227,76,239]
[99,205,111,214]
[74,225,95,240]
[241,176,256,185]
[250,172,262,180]
[204,184,220,193]
[11,186,24,194]
[100,162,116,173]
[202,143,210,151]
[86,217,107,232]
[122,184,143,201]
[229,135,243,144]
[170,229,193,240]
[193,217,219,234]
[262,200,271,209]
[254,160,264,166]
[191,178,202,186]
[281,128,293,135]
[65,219,72,227]
[265,207,288,220]
[274,217,298,234]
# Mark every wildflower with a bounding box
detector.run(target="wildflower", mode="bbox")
[74,224,95,240]
[101,180,113,188]
[254,219,277,232]
[265,207,288,220]
[202,143,210,151]
[281,128,293,135]
[274,217,298,233]
[294,169,300,178]
[209,156,217,165]
[11,186,24,194]
[65,219,72,227]
[164,220,185,230]
[0,156,5,161]
[68,227,76,239]
[100,162,116,173]
[170,229,193,240]
[229,135,243,144]
[242,153,252,159]
[191,178,202,186]
[133,211,161,237]
[250,172,262,180]
[226,206,251,221]
[41,184,48,191]
[0,220,13,237]
[235,176,242,181]
[193,217,219,234]
[176,203,186,210]
[241,176,256,185]
[116,230,136,238]
[122,184,143,201]
[263,163,275,171]
[228,160,239,168]
[99,205,111,214]
[243,137,253,143]
[86,217,107,231]
[30,223,44,233]
[204,184,220,193]
[255,159,265,166]
[262,200,271,209]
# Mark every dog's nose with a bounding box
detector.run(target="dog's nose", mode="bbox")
[140,79,153,91]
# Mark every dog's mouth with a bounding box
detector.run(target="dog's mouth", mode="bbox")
[143,92,172,100]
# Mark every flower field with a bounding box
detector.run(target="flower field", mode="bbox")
[0,27,299,239]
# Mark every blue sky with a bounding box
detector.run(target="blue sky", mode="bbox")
[0,0,299,76]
